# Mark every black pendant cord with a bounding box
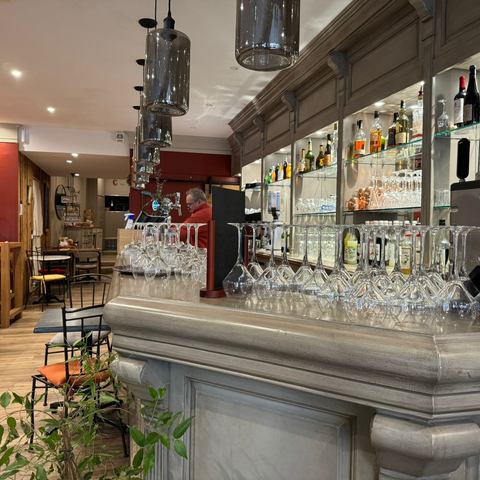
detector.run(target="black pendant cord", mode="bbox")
[168,0,171,17]
[154,0,157,27]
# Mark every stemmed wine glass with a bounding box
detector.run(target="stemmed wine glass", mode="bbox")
[459,227,479,297]
[414,225,440,297]
[245,223,264,280]
[254,222,288,302]
[435,226,478,324]
[301,225,329,307]
[389,225,407,290]
[277,224,295,282]
[437,99,450,133]
[427,227,446,291]
[289,225,314,301]
[223,223,254,297]
[350,227,366,287]
[370,225,397,298]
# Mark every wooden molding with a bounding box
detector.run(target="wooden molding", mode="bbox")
[281,91,296,112]
[409,0,435,21]
[327,51,347,78]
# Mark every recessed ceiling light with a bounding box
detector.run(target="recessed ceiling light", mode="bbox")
[73,173,80,176]
[230,66,238,71]
[47,107,55,113]
[410,105,419,109]
[316,131,324,135]
[254,160,261,164]
[11,70,22,78]
[280,148,286,152]
[420,80,425,86]
[374,101,385,107]
[66,160,73,164]
[71,153,78,157]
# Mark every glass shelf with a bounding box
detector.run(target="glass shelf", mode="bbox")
[265,178,291,188]
[344,139,422,166]
[434,122,480,140]
[244,186,261,192]
[296,164,337,179]
[294,212,336,216]
[343,205,450,215]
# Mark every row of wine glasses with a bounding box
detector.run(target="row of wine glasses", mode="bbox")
[119,222,207,293]
[223,222,480,328]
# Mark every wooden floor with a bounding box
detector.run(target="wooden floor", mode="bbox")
[0,293,130,477]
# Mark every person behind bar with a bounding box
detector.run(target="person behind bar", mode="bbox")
[179,188,212,249]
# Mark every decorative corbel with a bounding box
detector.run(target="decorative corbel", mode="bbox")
[281,91,296,112]
[409,0,435,22]
[253,115,265,133]
[234,132,244,151]
[327,51,347,79]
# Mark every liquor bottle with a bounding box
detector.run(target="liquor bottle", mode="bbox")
[297,149,306,174]
[369,111,382,153]
[344,229,358,265]
[401,222,412,275]
[266,167,272,184]
[286,162,291,178]
[464,65,480,125]
[396,100,409,145]
[305,139,315,172]
[324,134,332,166]
[387,113,399,149]
[271,165,276,183]
[354,120,366,158]
[412,88,423,139]
[275,163,280,181]
[454,76,466,127]
[283,158,288,179]
[332,123,338,164]
[316,144,324,169]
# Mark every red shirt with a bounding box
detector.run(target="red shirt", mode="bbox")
[180,202,212,249]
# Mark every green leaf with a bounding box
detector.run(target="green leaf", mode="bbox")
[158,387,166,399]
[0,392,11,408]
[11,393,24,405]
[163,411,181,430]
[132,448,143,468]
[173,416,194,439]
[0,447,14,467]
[145,431,161,446]
[129,427,146,447]
[174,439,188,459]
[6,417,16,431]
[0,469,19,480]
[149,386,158,399]
[98,395,119,404]
[160,435,170,449]
[0,425,3,444]
[143,444,155,474]
[35,465,47,480]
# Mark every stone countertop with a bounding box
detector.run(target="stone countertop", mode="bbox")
[106,274,480,421]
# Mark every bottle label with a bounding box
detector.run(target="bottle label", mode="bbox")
[401,247,411,271]
[370,132,382,153]
[454,98,464,124]
[387,129,396,147]
[323,154,331,166]
[354,141,365,157]
[412,119,422,138]
[345,245,357,265]
[464,104,473,123]
[396,132,407,145]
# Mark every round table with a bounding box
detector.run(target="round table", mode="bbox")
[29,255,71,305]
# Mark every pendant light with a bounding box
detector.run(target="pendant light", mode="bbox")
[133,161,155,175]
[132,107,161,167]
[135,86,173,148]
[144,0,191,116]
[235,0,300,71]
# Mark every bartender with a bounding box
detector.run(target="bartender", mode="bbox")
[180,188,212,248]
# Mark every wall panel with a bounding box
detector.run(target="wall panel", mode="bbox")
[243,128,262,165]
[264,107,291,156]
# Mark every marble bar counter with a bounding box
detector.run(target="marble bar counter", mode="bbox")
[105,274,480,480]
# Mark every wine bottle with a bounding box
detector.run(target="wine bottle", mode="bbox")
[369,111,382,153]
[332,123,338,164]
[464,65,480,125]
[324,134,332,166]
[305,139,315,172]
[395,100,409,145]
[387,113,399,149]
[283,158,288,179]
[354,120,366,158]
[297,149,306,173]
[275,163,280,181]
[454,76,466,127]
[412,88,423,139]
[316,144,324,169]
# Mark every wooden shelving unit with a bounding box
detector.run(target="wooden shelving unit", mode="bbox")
[0,242,23,328]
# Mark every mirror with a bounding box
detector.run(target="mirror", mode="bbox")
[55,185,67,220]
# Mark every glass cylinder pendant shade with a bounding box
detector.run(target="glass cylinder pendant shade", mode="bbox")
[235,0,300,71]
[144,22,191,116]
[133,161,154,175]
[133,181,146,191]
[132,172,149,184]
[140,100,173,147]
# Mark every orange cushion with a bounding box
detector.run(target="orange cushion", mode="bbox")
[38,358,110,387]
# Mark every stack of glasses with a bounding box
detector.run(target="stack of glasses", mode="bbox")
[223,222,480,327]
[120,222,207,293]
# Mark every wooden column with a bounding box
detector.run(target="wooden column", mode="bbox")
[1,242,23,328]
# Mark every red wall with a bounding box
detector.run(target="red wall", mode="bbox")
[0,143,19,241]
[130,150,236,223]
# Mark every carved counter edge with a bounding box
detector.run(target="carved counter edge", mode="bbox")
[105,296,480,420]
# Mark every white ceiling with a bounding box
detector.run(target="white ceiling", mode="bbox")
[0,0,352,139]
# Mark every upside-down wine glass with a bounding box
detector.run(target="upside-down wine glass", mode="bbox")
[437,99,450,133]
[277,224,295,282]
[426,227,446,291]
[389,225,407,290]
[459,227,479,297]
[289,225,314,301]
[245,223,264,280]
[414,225,440,297]
[371,225,397,298]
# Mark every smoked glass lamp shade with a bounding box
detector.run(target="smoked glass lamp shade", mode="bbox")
[140,97,173,147]
[132,172,149,184]
[144,21,190,116]
[235,0,300,71]
[133,161,154,175]
[133,181,146,190]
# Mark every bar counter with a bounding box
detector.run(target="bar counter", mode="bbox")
[105,273,480,480]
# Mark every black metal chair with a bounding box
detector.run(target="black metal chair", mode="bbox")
[30,305,127,457]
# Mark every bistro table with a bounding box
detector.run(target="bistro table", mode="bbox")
[33,306,108,334]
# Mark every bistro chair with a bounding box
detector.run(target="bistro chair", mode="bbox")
[73,251,100,277]
[43,274,112,368]
[30,305,128,457]
[25,249,67,311]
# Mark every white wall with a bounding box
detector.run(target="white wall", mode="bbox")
[0,124,18,143]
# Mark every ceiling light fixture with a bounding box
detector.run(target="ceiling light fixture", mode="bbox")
[280,148,286,152]
[71,153,78,157]
[73,173,79,177]
[144,0,191,116]
[374,101,385,107]
[47,107,55,113]
[11,70,22,78]
[66,160,73,164]
[316,131,324,135]
[235,0,300,71]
